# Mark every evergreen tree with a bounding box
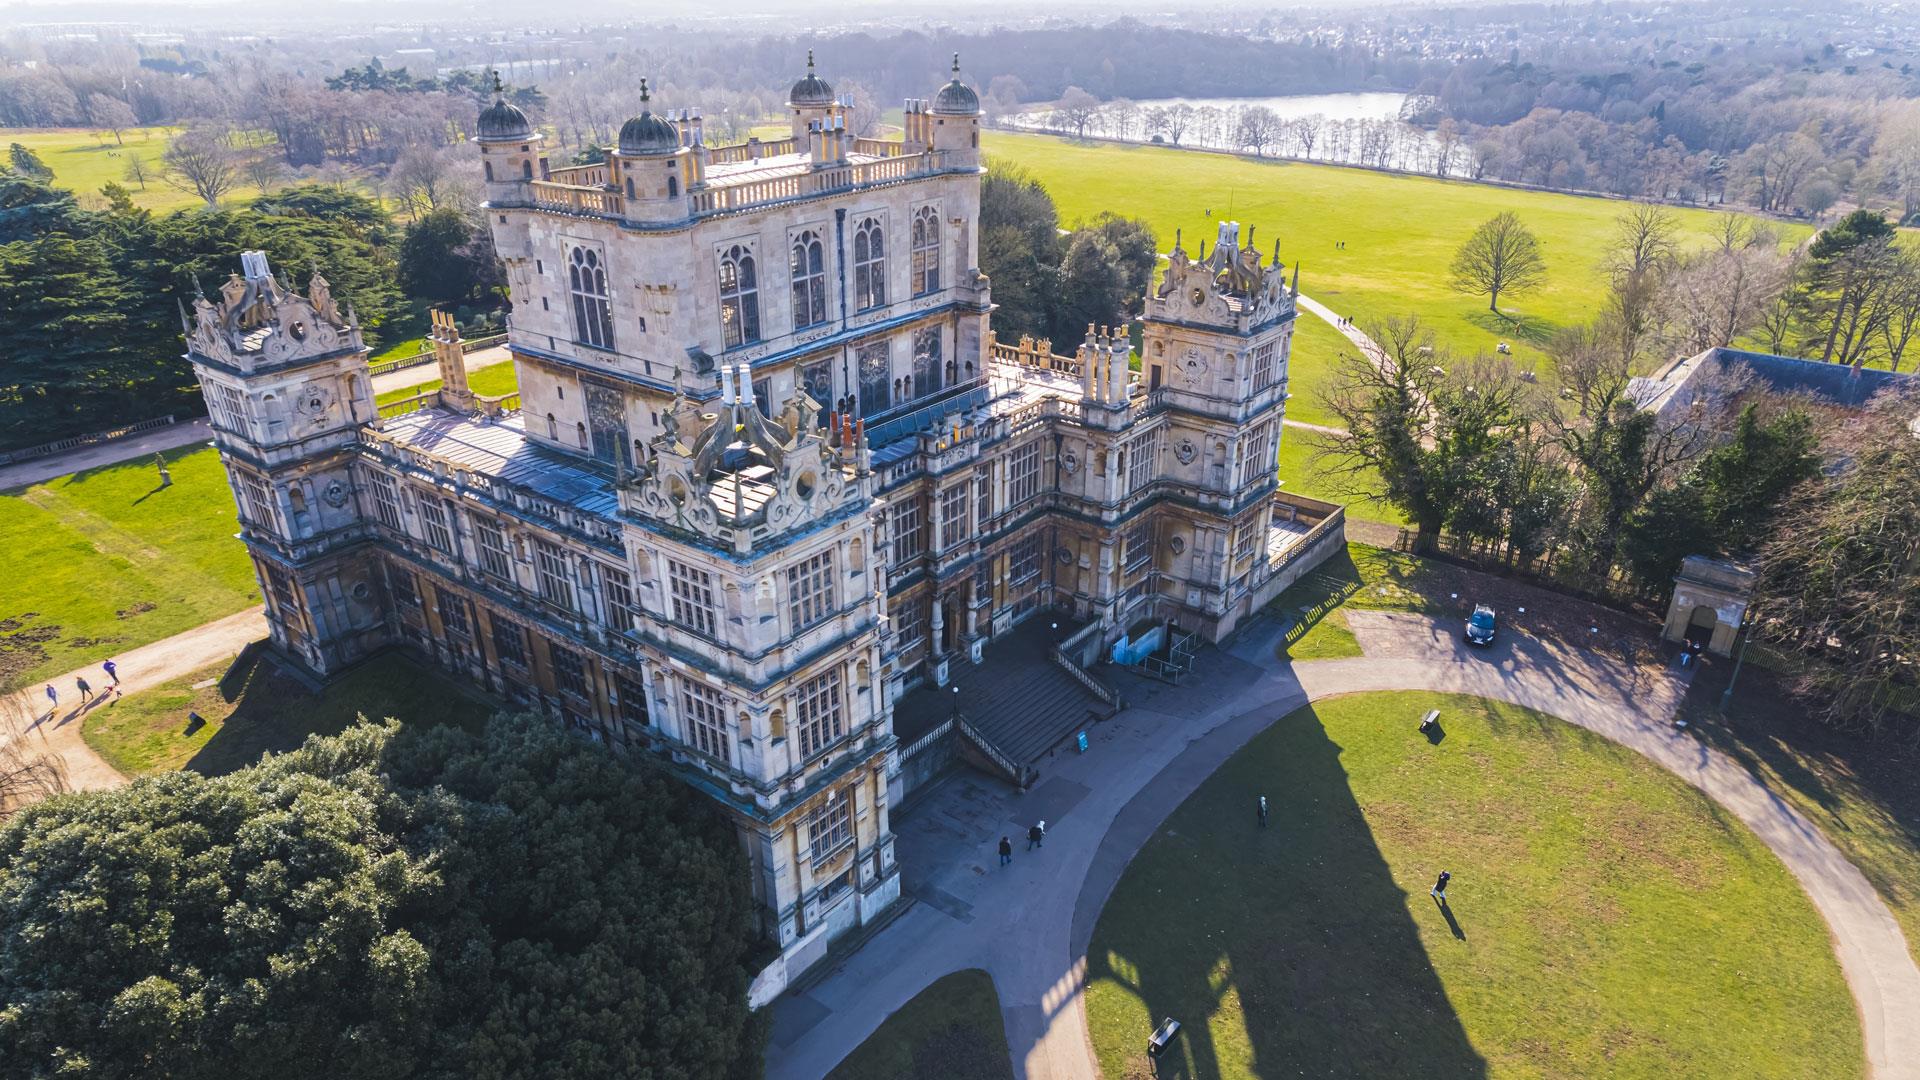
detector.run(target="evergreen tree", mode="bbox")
[7,142,53,180]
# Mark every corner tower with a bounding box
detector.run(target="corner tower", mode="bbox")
[186,252,386,673]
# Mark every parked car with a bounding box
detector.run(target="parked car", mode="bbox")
[1465,605,1497,646]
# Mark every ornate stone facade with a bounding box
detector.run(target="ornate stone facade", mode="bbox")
[191,57,1338,997]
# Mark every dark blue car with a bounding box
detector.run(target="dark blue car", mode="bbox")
[1465,605,1497,646]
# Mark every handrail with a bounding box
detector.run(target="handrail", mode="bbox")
[954,713,1034,788]
[1050,644,1123,709]
[547,162,608,186]
[377,392,435,419]
[0,414,176,465]
[900,718,955,760]
[988,332,1080,376]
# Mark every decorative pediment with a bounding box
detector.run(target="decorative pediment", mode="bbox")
[1150,221,1297,330]
[185,251,364,370]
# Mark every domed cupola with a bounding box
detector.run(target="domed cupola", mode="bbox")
[789,50,835,108]
[618,79,680,156]
[476,73,533,141]
[932,53,980,116]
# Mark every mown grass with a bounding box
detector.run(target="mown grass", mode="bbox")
[825,968,1013,1080]
[1084,690,1861,1080]
[1,126,267,213]
[985,132,1811,374]
[1277,428,1405,527]
[82,651,496,777]
[375,358,520,406]
[0,445,256,690]
[1268,542,1439,660]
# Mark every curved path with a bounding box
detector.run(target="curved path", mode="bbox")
[766,611,1920,1080]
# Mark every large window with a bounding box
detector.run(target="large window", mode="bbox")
[1123,520,1154,574]
[1009,534,1042,586]
[1233,517,1262,563]
[568,246,615,350]
[668,559,717,637]
[939,483,970,549]
[1237,421,1277,489]
[800,360,833,418]
[807,786,854,865]
[534,540,574,610]
[795,668,845,759]
[434,585,472,640]
[910,206,941,296]
[602,564,636,632]
[911,326,942,399]
[893,595,927,650]
[1009,440,1041,506]
[856,339,891,417]
[891,498,925,566]
[550,642,589,697]
[1251,340,1280,391]
[718,244,760,349]
[786,549,836,632]
[238,473,277,529]
[1127,428,1162,493]
[491,615,528,667]
[790,231,827,330]
[475,517,512,579]
[679,678,731,762]
[419,495,455,554]
[368,471,402,529]
[853,217,886,311]
[584,382,629,468]
[975,471,994,524]
[208,382,249,432]
[615,672,650,731]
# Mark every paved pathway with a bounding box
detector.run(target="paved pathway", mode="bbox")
[4,606,268,793]
[371,344,511,394]
[767,608,1920,1080]
[1295,291,1379,361]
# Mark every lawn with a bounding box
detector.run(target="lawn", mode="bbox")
[1682,659,1920,970]
[375,358,520,406]
[826,968,1013,1080]
[0,445,257,690]
[2,126,260,213]
[1084,690,1860,1080]
[1276,428,1404,527]
[984,132,1811,373]
[1267,543,1446,660]
[83,650,497,777]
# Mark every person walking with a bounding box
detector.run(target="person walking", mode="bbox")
[75,676,92,704]
[1256,795,1269,828]
[998,836,1013,867]
[1027,820,1046,850]
[102,658,118,685]
[1430,870,1452,902]
[43,683,57,716]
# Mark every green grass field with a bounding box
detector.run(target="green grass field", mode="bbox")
[1084,690,1861,1080]
[826,969,1013,1080]
[375,358,519,406]
[986,133,1809,374]
[82,651,495,777]
[1,126,264,213]
[0,445,257,689]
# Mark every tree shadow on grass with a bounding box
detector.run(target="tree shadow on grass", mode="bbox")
[1084,701,1486,1079]
[1463,308,1561,347]
[183,648,496,777]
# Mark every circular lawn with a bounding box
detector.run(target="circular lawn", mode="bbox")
[1083,691,1860,1079]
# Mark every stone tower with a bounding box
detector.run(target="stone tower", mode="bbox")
[185,251,386,672]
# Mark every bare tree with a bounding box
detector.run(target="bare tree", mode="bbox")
[0,694,68,820]
[1656,244,1791,356]
[1601,205,1680,365]
[243,153,286,196]
[1236,106,1281,156]
[1745,132,1822,213]
[1450,211,1548,316]
[162,129,240,209]
[1054,86,1101,140]
[1164,103,1196,146]
[122,154,151,191]
[86,93,136,145]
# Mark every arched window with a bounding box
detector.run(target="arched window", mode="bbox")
[568,247,615,351]
[853,217,886,311]
[625,177,635,198]
[547,412,558,439]
[718,244,760,349]
[521,160,533,180]
[911,206,940,296]
[913,326,942,398]
[667,174,679,197]
[484,161,494,182]
[790,231,827,330]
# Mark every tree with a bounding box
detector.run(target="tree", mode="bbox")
[978,163,1063,340]
[1794,208,1901,367]
[1236,106,1281,156]
[1601,204,1679,366]
[1622,402,1819,588]
[161,130,239,209]
[0,717,764,1078]
[0,694,65,819]
[121,154,151,191]
[86,93,136,145]
[397,207,503,307]
[1656,240,1791,356]
[242,153,287,197]
[1753,388,1920,736]
[1316,316,1530,553]
[1449,211,1546,316]
[1053,86,1101,139]
[1163,103,1195,145]
[1052,212,1157,340]
[7,142,51,180]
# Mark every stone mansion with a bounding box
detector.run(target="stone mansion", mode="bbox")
[187,55,1341,995]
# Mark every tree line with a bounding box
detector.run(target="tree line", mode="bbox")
[0,171,502,451]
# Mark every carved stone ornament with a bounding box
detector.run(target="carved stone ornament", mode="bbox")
[1181,347,1209,380]
[1174,437,1198,465]
[1054,545,1074,565]
[1169,535,1186,555]
[1061,449,1080,474]
[321,480,350,508]
[294,384,332,419]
